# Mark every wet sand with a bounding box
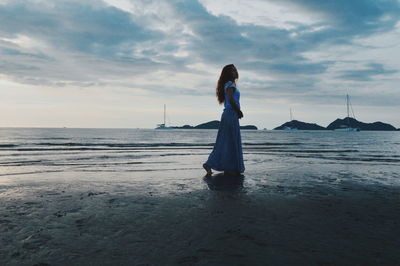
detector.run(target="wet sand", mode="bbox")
[1,170,400,265]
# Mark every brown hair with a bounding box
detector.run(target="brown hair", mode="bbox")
[216,64,238,104]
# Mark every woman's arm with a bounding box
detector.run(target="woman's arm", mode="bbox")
[227,87,243,119]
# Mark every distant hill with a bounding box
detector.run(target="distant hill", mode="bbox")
[194,120,220,129]
[274,120,326,130]
[173,120,257,130]
[240,125,258,130]
[327,117,397,131]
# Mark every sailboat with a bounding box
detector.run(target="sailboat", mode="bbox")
[283,108,298,130]
[155,104,172,129]
[334,94,360,132]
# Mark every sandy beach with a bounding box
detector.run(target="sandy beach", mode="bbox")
[1,167,400,265]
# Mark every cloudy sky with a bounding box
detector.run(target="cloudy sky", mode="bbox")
[0,0,399,129]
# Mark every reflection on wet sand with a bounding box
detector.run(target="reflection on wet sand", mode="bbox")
[203,173,244,191]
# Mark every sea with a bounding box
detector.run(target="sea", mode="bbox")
[1,128,399,194]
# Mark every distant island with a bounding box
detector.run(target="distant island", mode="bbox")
[274,117,397,131]
[172,120,258,130]
[169,118,396,131]
[274,120,326,130]
[326,117,397,131]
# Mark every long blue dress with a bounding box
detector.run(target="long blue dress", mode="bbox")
[204,81,245,173]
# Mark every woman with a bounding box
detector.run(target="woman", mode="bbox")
[203,64,245,176]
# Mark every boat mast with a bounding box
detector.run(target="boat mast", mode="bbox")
[346,94,350,127]
[164,104,166,126]
[290,108,293,121]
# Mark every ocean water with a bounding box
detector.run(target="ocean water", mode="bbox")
[0,128,399,193]
[1,128,400,265]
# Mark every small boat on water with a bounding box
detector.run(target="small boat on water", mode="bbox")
[334,94,360,132]
[283,126,298,131]
[155,104,172,130]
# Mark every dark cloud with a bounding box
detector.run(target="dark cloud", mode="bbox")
[292,0,400,29]
[174,1,309,70]
[288,0,400,43]
[0,0,159,57]
[0,0,173,86]
[242,60,333,75]
[172,0,400,68]
[338,63,398,81]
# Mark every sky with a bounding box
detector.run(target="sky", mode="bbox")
[0,0,399,129]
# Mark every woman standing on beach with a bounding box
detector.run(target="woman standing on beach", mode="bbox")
[203,64,245,176]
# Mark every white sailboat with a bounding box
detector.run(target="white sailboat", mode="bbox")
[283,108,298,130]
[155,104,172,129]
[334,94,360,132]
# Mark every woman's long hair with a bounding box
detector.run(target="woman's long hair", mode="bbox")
[216,64,238,104]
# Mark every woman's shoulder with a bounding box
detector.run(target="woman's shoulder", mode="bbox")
[224,80,236,89]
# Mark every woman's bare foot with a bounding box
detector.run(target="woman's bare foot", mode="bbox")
[203,164,212,176]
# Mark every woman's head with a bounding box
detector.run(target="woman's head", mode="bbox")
[216,64,239,104]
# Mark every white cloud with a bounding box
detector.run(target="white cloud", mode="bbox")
[199,0,323,29]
